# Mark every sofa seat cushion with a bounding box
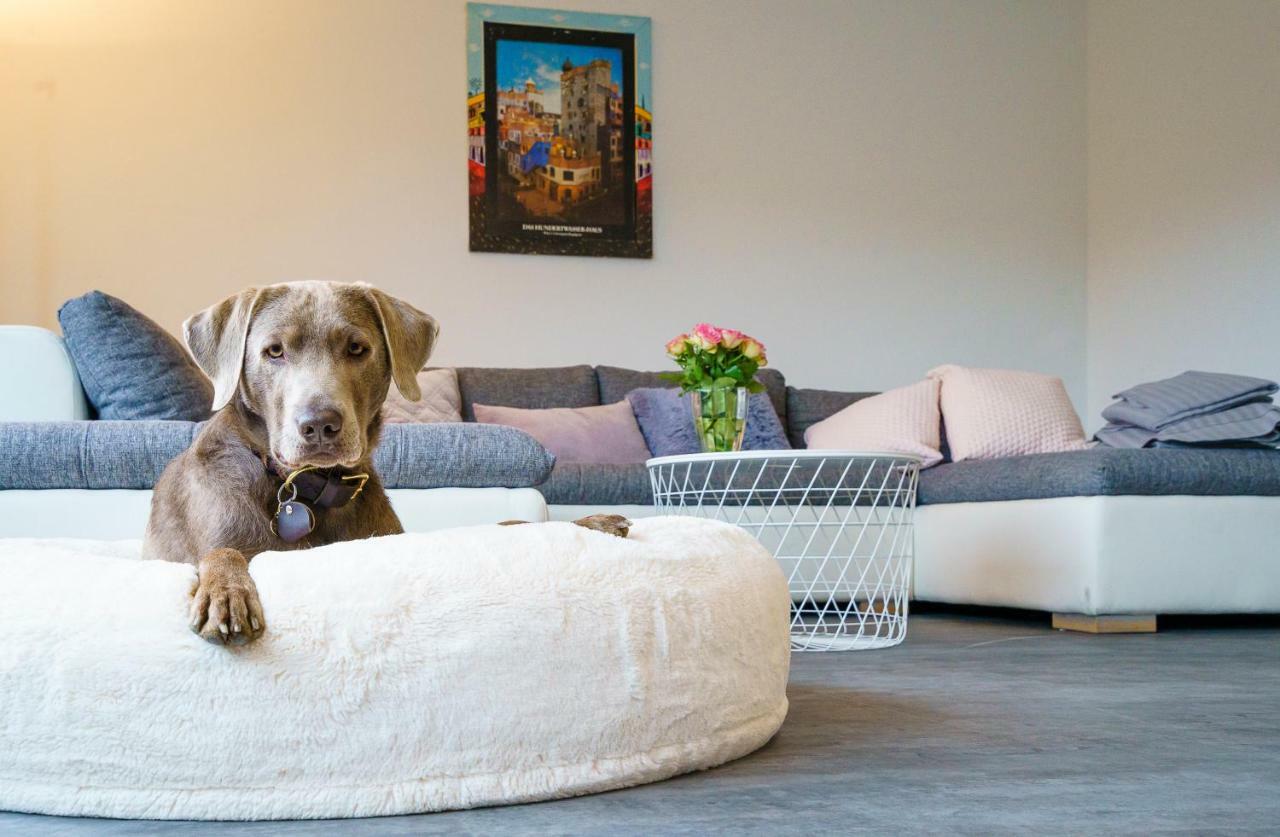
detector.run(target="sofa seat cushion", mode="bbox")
[0,422,554,490]
[536,462,653,506]
[918,447,1280,505]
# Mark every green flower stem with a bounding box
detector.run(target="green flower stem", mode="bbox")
[692,385,747,453]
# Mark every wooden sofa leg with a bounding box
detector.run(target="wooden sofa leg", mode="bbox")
[1052,613,1157,634]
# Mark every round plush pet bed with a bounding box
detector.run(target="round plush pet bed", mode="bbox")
[0,517,790,821]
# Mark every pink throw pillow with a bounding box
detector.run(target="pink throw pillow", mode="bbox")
[473,400,653,465]
[927,364,1088,461]
[804,379,944,467]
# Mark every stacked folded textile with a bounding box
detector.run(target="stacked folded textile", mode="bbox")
[1096,371,1280,449]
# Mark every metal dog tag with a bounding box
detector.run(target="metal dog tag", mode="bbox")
[275,501,315,543]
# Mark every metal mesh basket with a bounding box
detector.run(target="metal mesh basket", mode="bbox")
[648,451,921,651]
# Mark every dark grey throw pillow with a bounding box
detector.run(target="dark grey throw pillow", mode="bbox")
[57,291,213,421]
[626,387,791,456]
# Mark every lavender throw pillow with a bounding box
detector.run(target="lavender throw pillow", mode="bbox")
[626,387,791,456]
[472,400,652,465]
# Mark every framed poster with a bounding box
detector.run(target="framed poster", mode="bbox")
[467,4,653,258]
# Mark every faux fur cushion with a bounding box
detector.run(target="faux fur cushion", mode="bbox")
[626,387,791,456]
[473,400,652,464]
[382,368,463,424]
[927,364,1089,461]
[804,378,943,467]
[0,518,790,820]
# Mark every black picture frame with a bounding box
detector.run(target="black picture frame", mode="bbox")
[476,21,644,258]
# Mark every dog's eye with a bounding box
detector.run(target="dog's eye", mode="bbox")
[348,342,366,357]
[265,343,284,359]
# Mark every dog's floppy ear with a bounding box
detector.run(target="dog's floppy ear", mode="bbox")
[183,288,263,412]
[364,287,439,402]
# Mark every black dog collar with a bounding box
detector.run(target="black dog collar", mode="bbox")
[261,457,369,543]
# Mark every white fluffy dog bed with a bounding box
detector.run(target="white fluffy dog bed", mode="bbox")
[0,517,790,821]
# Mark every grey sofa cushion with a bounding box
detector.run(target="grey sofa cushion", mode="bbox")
[453,365,599,421]
[375,423,554,488]
[0,422,554,490]
[535,462,653,506]
[541,447,1280,508]
[0,421,200,489]
[785,387,877,448]
[917,447,1280,505]
[57,291,213,421]
[596,366,788,425]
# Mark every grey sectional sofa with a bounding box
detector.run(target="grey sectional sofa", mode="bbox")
[3,325,1279,629]
[455,363,1280,630]
[452,362,1280,505]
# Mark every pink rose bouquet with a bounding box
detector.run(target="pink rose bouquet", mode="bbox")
[661,323,768,394]
[663,324,768,452]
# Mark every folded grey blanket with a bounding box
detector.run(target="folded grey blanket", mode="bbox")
[1096,400,1280,449]
[1102,370,1278,431]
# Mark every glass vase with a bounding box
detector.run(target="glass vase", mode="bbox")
[690,386,748,453]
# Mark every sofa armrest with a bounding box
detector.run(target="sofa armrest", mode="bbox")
[0,326,91,421]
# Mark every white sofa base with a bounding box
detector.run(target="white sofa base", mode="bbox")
[0,488,548,540]
[914,495,1280,616]
[555,495,1280,618]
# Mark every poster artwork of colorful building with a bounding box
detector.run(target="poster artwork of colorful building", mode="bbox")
[467,4,652,258]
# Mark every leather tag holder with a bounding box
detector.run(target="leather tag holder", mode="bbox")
[268,464,366,544]
[274,500,315,543]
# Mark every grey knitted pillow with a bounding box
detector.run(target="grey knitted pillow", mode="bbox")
[57,291,213,421]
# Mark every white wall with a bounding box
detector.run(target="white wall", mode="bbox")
[1086,0,1280,422]
[0,0,1088,402]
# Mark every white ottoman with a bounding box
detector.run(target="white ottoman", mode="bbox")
[0,517,790,820]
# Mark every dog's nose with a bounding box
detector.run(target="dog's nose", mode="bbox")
[297,408,344,442]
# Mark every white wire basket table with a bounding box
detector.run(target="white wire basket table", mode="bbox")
[647,451,921,651]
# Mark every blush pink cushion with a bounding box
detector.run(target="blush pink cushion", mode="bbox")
[382,368,464,424]
[927,364,1089,461]
[803,379,944,467]
[473,401,653,465]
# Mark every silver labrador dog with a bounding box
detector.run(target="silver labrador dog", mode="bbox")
[144,281,628,646]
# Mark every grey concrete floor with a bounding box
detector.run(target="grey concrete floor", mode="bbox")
[3,611,1278,836]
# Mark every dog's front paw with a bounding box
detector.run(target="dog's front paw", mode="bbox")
[572,513,632,538]
[189,548,266,646]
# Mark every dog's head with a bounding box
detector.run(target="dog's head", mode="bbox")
[183,281,438,469]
